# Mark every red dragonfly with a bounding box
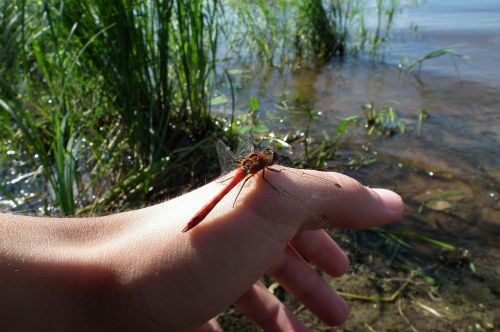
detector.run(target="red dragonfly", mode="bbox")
[182,135,342,232]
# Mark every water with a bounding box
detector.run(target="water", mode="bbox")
[1,2,498,328]
[229,0,499,276]
[2,0,498,268]
[389,0,500,86]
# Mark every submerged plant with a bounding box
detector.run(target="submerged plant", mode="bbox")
[362,103,405,136]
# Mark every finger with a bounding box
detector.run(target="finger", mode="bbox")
[194,319,222,332]
[268,246,349,326]
[290,230,349,277]
[240,168,404,231]
[234,282,309,332]
[272,169,404,230]
[328,184,405,229]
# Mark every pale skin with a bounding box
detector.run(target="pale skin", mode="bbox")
[0,168,404,331]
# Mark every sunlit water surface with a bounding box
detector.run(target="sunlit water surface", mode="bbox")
[226,0,500,275]
[1,1,498,274]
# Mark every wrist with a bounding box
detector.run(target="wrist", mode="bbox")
[0,212,136,329]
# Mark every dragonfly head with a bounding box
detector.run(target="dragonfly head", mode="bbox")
[263,148,278,166]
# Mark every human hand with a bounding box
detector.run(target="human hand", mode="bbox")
[196,230,351,332]
[125,168,403,331]
[0,168,403,331]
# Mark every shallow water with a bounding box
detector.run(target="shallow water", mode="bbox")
[1,1,498,328]
[390,0,500,86]
[230,0,500,273]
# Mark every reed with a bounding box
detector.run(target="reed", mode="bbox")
[1,0,405,214]
[225,0,400,64]
[295,0,348,61]
[59,0,220,161]
[1,0,222,214]
[407,48,464,74]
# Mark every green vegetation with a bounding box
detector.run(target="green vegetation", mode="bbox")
[225,0,401,65]
[1,0,404,214]
[1,0,224,214]
[2,2,489,330]
[362,102,405,136]
[406,47,464,75]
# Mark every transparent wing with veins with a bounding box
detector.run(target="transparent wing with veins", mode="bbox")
[236,166,343,230]
[215,140,239,176]
[216,133,255,176]
[235,131,255,158]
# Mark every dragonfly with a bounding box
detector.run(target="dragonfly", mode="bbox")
[182,135,343,232]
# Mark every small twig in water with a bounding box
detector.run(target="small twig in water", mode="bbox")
[397,298,419,332]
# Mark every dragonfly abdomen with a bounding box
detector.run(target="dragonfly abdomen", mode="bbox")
[182,169,247,232]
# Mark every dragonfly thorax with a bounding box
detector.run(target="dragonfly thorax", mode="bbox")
[239,149,278,175]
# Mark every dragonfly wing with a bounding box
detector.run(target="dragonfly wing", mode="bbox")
[275,168,343,200]
[235,132,255,158]
[216,139,239,176]
[236,167,343,230]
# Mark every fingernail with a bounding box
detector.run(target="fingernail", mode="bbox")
[371,188,404,216]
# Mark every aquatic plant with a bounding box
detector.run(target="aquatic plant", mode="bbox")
[0,0,222,214]
[362,103,405,136]
[407,48,464,75]
[224,0,402,65]
[1,0,406,214]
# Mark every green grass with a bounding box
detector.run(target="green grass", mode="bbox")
[0,1,476,319]
[224,0,401,65]
[0,0,224,214]
[407,48,464,74]
[0,0,407,214]
[294,0,348,61]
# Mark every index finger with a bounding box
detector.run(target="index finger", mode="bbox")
[301,170,404,230]
[323,176,404,229]
[243,168,404,231]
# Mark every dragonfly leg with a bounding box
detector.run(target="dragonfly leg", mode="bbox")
[262,168,280,193]
[266,166,282,173]
[232,175,253,208]
[231,168,283,208]
[216,174,235,185]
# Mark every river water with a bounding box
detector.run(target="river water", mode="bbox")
[0,0,498,328]
[2,1,498,268]
[231,0,499,278]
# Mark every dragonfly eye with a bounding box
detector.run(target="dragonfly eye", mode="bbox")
[264,149,278,164]
[263,149,277,163]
